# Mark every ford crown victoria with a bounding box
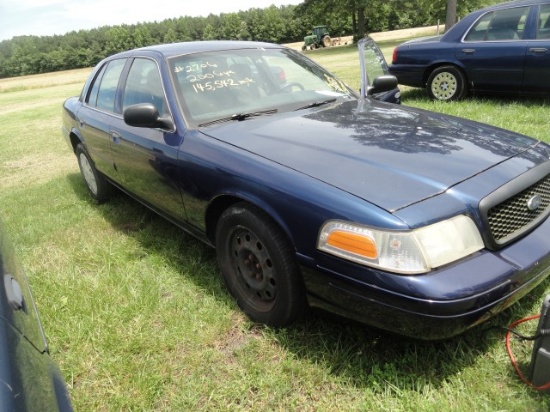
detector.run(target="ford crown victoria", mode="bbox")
[390,0,550,100]
[62,39,550,339]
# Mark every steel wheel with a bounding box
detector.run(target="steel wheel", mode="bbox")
[216,203,307,326]
[78,151,98,196]
[75,143,112,202]
[230,227,277,311]
[427,65,467,101]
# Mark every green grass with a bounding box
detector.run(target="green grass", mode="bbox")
[1,42,550,411]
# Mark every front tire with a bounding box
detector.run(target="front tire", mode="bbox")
[76,143,112,202]
[427,66,467,101]
[215,203,307,327]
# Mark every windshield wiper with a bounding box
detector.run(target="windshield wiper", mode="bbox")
[198,109,278,127]
[295,98,337,111]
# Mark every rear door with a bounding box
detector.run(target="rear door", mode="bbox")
[523,3,550,95]
[458,5,530,95]
[77,58,127,178]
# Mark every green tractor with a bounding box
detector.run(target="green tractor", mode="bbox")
[302,25,331,50]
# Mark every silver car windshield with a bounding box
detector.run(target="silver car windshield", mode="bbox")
[168,48,356,127]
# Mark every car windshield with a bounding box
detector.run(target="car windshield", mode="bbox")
[168,47,356,127]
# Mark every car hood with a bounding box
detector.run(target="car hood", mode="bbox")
[200,100,540,212]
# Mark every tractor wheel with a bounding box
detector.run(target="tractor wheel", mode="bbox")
[322,36,331,47]
[301,44,306,51]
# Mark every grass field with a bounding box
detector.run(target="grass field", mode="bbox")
[1,39,549,411]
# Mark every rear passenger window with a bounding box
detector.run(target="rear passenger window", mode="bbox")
[87,59,126,112]
[537,5,550,39]
[465,6,529,41]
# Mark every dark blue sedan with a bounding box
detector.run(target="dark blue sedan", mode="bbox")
[390,0,550,100]
[62,39,550,340]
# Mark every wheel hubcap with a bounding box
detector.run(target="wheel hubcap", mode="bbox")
[231,229,276,310]
[79,153,98,195]
[431,72,457,101]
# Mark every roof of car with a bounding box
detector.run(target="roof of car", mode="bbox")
[118,40,285,59]
[439,0,550,42]
[482,0,550,11]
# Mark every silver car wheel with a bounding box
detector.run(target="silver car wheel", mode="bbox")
[78,152,98,196]
[427,65,467,101]
[430,71,458,101]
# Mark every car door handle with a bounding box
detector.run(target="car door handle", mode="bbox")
[111,131,122,144]
[4,275,26,313]
[461,49,476,54]
[529,47,548,54]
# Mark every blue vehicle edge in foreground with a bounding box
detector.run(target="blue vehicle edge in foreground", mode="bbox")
[0,218,73,411]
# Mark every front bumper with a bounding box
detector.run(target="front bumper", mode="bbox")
[301,216,550,340]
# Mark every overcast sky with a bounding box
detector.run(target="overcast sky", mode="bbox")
[0,0,303,41]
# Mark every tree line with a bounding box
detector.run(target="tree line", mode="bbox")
[0,0,498,79]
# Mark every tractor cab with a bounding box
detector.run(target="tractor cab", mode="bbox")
[302,25,331,50]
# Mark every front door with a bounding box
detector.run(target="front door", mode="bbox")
[458,5,530,95]
[522,4,550,95]
[110,57,187,223]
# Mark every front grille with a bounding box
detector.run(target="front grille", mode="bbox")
[487,174,550,244]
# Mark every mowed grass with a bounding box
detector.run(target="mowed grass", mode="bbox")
[1,42,550,411]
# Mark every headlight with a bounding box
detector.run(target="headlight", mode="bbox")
[317,215,484,274]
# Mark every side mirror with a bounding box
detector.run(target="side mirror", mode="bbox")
[366,75,399,96]
[123,103,174,130]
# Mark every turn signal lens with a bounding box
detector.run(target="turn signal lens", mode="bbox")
[318,216,484,275]
[326,230,378,259]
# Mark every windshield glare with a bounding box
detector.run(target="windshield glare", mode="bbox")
[168,48,355,126]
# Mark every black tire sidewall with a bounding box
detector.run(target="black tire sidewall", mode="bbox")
[215,204,306,327]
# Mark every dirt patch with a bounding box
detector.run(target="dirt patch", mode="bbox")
[285,35,354,51]
[0,68,91,93]
[1,153,78,190]
[0,98,66,116]
[284,25,444,51]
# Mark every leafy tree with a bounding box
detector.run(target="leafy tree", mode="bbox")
[132,25,153,48]
[220,13,243,40]
[104,26,133,55]
[203,24,218,40]
[163,27,178,44]
[0,0,506,79]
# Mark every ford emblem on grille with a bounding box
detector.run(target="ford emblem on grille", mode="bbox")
[527,194,542,211]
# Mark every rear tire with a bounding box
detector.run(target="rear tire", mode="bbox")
[215,203,307,327]
[76,143,112,202]
[427,66,467,101]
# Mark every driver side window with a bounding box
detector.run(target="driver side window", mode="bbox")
[122,58,168,116]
